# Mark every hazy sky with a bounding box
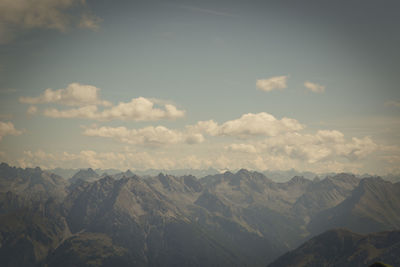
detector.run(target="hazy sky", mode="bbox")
[0,0,399,174]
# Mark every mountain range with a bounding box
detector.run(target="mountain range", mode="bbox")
[0,162,399,266]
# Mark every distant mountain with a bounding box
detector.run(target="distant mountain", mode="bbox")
[62,175,262,266]
[293,173,360,222]
[47,168,80,179]
[70,168,100,184]
[132,168,220,178]
[268,228,400,267]
[309,177,400,234]
[48,168,121,179]
[49,167,220,180]
[0,162,67,202]
[382,173,400,183]
[262,169,319,182]
[109,169,135,180]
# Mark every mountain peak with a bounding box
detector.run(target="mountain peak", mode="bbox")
[124,169,134,177]
[289,176,309,184]
[237,169,250,175]
[74,168,98,177]
[71,168,100,183]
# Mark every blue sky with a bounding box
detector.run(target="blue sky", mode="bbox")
[0,0,399,174]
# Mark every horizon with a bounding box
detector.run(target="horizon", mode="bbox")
[0,161,390,180]
[1,0,400,175]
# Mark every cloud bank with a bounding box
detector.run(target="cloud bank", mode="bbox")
[83,112,304,146]
[20,83,111,107]
[80,112,378,168]
[20,83,185,121]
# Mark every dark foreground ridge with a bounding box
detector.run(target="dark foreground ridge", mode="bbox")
[0,163,399,266]
[268,229,400,267]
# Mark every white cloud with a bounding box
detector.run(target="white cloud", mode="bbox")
[226,144,257,153]
[185,133,205,144]
[256,75,288,92]
[20,83,111,107]
[9,106,382,174]
[185,113,303,139]
[43,97,185,121]
[259,130,377,164]
[335,136,378,160]
[81,112,303,145]
[186,120,220,136]
[43,105,99,119]
[218,112,304,138]
[83,125,183,146]
[83,123,206,146]
[316,130,344,143]
[304,81,325,93]
[0,121,22,141]
[0,0,101,43]
[98,97,186,121]
[20,83,185,121]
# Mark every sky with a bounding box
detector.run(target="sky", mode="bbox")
[0,0,399,174]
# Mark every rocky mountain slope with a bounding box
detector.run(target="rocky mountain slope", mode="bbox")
[268,228,400,267]
[0,162,399,266]
[309,177,400,235]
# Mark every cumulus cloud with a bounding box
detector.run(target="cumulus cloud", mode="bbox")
[335,136,378,160]
[185,113,303,139]
[83,126,183,146]
[83,123,207,146]
[0,121,22,141]
[22,107,376,173]
[259,130,377,163]
[82,112,304,146]
[185,133,205,144]
[20,83,111,107]
[186,120,220,136]
[218,112,303,138]
[11,129,382,173]
[316,130,344,144]
[43,105,99,118]
[226,144,257,153]
[20,83,185,121]
[43,97,185,121]
[0,0,101,43]
[256,75,288,92]
[304,81,325,93]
